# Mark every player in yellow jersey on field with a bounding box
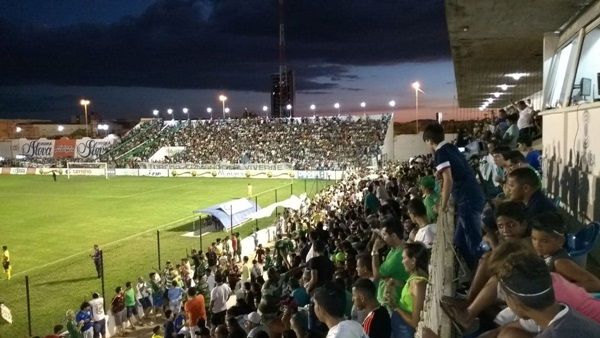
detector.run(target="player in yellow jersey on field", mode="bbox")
[2,246,11,280]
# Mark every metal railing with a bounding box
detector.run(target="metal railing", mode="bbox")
[416,208,455,338]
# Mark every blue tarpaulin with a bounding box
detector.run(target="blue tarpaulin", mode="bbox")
[194,198,260,229]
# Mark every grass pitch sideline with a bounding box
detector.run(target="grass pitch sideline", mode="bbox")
[0,175,326,337]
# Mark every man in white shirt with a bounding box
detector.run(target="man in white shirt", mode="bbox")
[314,283,368,338]
[407,198,436,249]
[515,100,534,137]
[210,272,231,327]
[89,292,106,338]
[136,276,152,320]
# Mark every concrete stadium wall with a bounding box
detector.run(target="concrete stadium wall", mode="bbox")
[393,133,457,161]
[541,102,600,261]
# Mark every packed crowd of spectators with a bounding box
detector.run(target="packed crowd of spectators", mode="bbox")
[41,105,600,338]
[105,116,390,170]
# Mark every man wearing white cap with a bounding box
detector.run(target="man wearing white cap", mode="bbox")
[244,311,269,338]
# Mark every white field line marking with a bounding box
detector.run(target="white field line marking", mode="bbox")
[12,214,198,278]
[10,182,286,277]
[118,182,193,198]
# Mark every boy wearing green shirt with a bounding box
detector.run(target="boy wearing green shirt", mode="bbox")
[419,176,440,223]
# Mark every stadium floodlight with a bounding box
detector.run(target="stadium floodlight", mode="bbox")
[225,107,231,114]
[152,109,159,116]
[286,104,292,110]
[80,99,91,137]
[334,102,340,114]
[167,108,173,115]
[16,126,22,133]
[207,107,213,119]
[219,95,228,118]
[360,102,366,108]
[262,105,268,112]
[182,107,189,114]
[389,100,396,107]
[57,125,64,132]
[310,104,316,111]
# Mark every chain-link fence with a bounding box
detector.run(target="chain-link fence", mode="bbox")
[0,178,335,337]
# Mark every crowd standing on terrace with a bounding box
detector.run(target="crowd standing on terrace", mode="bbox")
[104,116,390,170]
[34,101,600,338]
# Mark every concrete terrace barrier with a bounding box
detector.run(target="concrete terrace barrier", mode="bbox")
[416,209,456,338]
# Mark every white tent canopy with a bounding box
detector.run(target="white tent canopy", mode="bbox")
[245,194,307,220]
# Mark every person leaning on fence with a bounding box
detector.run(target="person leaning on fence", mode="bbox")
[423,122,485,270]
[88,292,106,338]
[76,302,94,338]
[110,286,127,336]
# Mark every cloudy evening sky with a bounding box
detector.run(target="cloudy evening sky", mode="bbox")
[0,0,465,122]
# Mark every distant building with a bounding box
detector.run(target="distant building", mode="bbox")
[271,70,295,118]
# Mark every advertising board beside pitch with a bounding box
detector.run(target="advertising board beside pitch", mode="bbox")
[139,168,169,177]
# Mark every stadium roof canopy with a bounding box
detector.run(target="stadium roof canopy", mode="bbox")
[445,0,595,109]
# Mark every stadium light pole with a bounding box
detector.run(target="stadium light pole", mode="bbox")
[224,107,231,118]
[80,99,90,137]
[412,82,424,134]
[310,104,316,118]
[206,107,213,120]
[219,95,228,119]
[182,107,189,120]
[262,105,268,117]
[334,102,340,115]
[152,109,159,118]
[167,108,173,121]
[285,104,292,118]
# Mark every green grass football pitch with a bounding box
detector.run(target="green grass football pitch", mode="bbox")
[0,175,329,337]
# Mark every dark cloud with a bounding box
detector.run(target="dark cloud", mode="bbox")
[0,0,449,92]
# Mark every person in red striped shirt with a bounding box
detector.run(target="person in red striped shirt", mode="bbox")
[352,278,391,338]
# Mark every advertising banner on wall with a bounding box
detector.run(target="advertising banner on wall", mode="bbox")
[53,139,76,158]
[138,168,169,177]
[18,138,55,158]
[75,138,115,159]
[9,137,115,159]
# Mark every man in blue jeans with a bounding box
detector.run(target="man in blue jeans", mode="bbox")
[423,123,485,269]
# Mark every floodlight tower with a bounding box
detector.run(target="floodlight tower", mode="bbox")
[278,0,290,117]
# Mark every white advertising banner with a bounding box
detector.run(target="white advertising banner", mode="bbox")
[115,168,140,176]
[36,168,66,175]
[65,168,106,176]
[139,168,169,177]
[75,137,115,159]
[9,167,27,175]
[18,138,55,158]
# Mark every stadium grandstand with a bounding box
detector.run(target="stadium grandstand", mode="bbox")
[100,115,391,171]
[3,1,600,338]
